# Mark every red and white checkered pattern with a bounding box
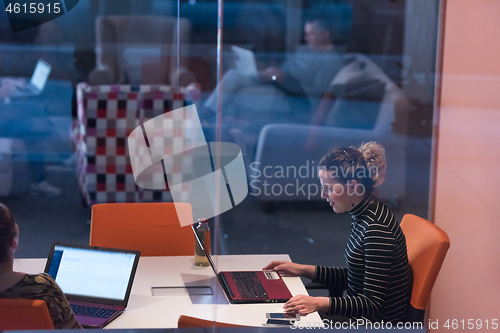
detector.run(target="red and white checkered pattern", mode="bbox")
[76,83,199,206]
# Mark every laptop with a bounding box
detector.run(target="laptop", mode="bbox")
[191,224,292,304]
[44,243,141,328]
[231,45,258,78]
[1,59,51,97]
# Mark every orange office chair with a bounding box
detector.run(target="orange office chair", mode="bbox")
[90,202,195,256]
[0,299,54,330]
[177,315,249,328]
[400,214,450,323]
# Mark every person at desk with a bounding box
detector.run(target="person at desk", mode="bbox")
[202,15,343,120]
[0,203,81,328]
[264,142,411,324]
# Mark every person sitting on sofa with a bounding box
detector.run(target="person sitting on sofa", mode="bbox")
[202,14,344,122]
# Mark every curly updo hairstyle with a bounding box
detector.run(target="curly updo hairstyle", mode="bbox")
[0,203,17,264]
[318,141,387,196]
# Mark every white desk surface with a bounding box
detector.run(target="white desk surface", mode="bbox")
[14,255,323,328]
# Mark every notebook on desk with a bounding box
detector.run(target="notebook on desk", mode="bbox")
[44,243,140,328]
[191,224,292,304]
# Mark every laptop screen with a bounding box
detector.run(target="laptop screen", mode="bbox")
[46,244,138,301]
[30,59,51,91]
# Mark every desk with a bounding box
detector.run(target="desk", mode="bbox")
[14,255,323,328]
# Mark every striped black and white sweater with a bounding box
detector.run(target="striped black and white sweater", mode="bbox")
[313,196,411,323]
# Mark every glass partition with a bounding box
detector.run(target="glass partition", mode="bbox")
[0,0,218,254]
[210,0,439,265]
[1,0,440,327]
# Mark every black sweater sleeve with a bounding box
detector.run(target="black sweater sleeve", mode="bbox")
[317,222,396,318]
[313,265,348,294]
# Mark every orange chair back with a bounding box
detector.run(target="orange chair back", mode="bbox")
[178,315,249,328]
[401,214,450,311]
[90,202,195,256]
[0,299,54,330]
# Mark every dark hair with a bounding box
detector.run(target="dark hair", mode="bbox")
[0,203,17,264]
[318,142,387,196]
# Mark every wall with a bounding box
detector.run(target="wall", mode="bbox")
[430,0,500,331]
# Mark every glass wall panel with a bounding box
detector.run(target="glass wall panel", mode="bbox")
[0,0,215,253]
[206,0,439,268]
[1,0,440,326]
[1,0,220,325]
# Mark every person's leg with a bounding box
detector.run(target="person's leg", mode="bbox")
[201,69,261,141]
[203,69,261,114]
[24,137,63,197]
[28,166,63,198]
[29,162,46,183]
[28,161,63,197]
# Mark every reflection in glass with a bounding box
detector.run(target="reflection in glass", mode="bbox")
[0,1,440,288]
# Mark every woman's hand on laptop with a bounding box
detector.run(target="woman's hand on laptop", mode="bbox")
[284,295,330,316]
[263,261,315,279]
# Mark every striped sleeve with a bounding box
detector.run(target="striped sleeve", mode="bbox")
[328,222,395,318]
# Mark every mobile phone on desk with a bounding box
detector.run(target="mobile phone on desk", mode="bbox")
[263,319,298,327]
[266,312,300,320]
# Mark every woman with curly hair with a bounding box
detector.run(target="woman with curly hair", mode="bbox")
[264,142,411,324]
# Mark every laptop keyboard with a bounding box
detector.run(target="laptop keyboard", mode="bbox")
[70,304,117,318]
[230,272,268,299]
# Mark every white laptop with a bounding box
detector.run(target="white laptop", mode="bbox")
[231,45,258,78]
[1,59,51,97]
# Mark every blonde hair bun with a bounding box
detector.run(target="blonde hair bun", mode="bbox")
[357,141,386,187]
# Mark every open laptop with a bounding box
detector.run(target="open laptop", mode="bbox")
[231,45,258,78]
[191,224,292,304]
[44,243,140,328]
[1,59,51,97]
